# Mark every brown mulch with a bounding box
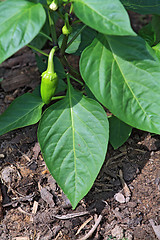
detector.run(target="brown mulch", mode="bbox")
[0,11,160,238]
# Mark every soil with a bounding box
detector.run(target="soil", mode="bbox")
[0,14,160,240]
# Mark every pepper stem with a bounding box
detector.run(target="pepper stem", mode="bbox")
[47,47,57,73]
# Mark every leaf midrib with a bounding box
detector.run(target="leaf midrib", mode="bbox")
[68,84,77,195]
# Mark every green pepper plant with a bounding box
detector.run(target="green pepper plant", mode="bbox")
[0,0,160,209]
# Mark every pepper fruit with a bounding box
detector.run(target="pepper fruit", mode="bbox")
[40,47,58,105]
[62,13,72,35]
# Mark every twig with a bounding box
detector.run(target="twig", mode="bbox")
[76,216,93,235]
[119,169,131,202]
[17,206,32,216]
[53,210,93,220]
[105,152,127,168]
[3,193,35,207]
[78,214,103,240]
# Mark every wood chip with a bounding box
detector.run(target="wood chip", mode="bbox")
[30,201,39,222]
[32,201,38,215]
[149,219,160,240]
[13,237,29,240]
[40,187,55,208]
[32,142,41,160]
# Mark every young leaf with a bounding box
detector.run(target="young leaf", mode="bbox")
[58,24,97,55]
[38,85,109,209]
[72,0,135,36]
[109,116,132,149]
[80,34,160,134]
[0,93,44,136]
[121,0,160,14]
[138,23,155,46]
[0,0,46,64]
[152,43,160,60]
[151,15,160,45]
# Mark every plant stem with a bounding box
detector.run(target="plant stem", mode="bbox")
[51,95,65,100]
[69,74,84,86]
[47,47,57,72]
[39,31,52,42]
[67,25,87,49]
[27,44,49,57]
[60,35,69,56]
[48,9,58,44]
[57,9,65,20]
[60,55,82,81]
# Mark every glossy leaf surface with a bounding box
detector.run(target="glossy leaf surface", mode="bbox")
[80,34,160,134]
[121,0,160,14]
[73,0,135,36]
[0,0,46,63]
[38,84,109,208]
[0,93,44,135]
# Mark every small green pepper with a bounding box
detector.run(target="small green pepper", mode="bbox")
[40,47,58,105]
[62,24,72,35]
[62,13,72,35]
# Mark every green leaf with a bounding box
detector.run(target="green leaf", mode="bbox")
[58,24,97,55]
[121,0,160,14]
[80,34,160,134]
[30,17,50,50]
[0,93,44,136]
[0,0,46,64]
[38,84,109,209]
[54,56,66,79]
[138,23,155,46]
[109,116,132,149]
[152,42,160,60]
[73,0,135,36]
[151,15,160,45]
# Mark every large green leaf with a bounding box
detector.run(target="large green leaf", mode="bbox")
[73,0,135,36]
[0,0,46,64]
[38,84,109,209]
[109,116,132,149]
[0,93,44,136]
[121,0,160,14]
[80,34,160,134]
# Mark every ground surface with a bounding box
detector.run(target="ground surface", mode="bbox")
[0,14,160,240]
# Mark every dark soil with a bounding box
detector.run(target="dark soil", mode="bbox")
[0,14,160,239]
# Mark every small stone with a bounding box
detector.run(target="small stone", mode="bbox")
[111,225,124,239]
[114,192,125,203]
